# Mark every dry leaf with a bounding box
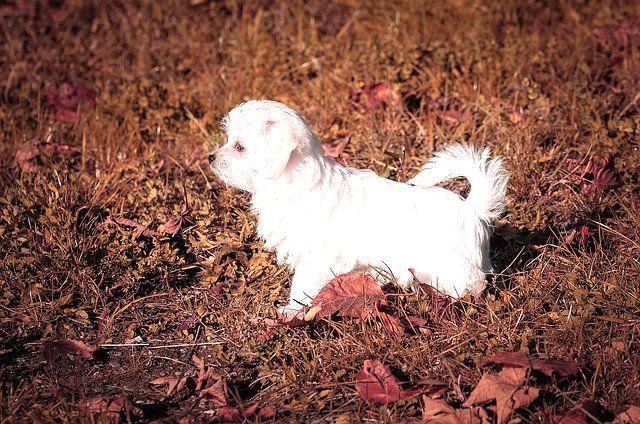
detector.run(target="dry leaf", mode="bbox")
[311,273,385,319]
[376,310,405,335]
[556,414,588,424]
[355,359,403,404]
[106,216,161,239]
[150,376,194,397]
[349,82,399,109]
[422,397,489,424]
[15,142,40,173]
[480,351,581,377]
[43,339,97,361]
[209,404,276,422]
[463,367,539,424]
[46,82,96,124]
[193,354,228,406]
[568,155,617,196]
[614,405,640,423]
[435,109,469,126]
[85,395,143,421]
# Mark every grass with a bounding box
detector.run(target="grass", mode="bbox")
[1,0,639,422]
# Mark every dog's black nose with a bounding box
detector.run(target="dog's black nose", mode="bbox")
[208,152,216,163]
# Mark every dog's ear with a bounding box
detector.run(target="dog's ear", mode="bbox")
[260,119,299,179]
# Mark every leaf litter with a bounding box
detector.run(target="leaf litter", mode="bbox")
[2,1,640,422]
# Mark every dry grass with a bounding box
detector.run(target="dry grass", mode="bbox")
[1,0,640,422]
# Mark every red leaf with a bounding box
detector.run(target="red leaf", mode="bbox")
[376,310,405,335]
[614,405,640,423]
[463,367,539,424]
[192,354,228,406]
[50,9,69,23]
[568,154,617,196]
[46,82,96,123]
[557,400,613,423]
[151,376,194,397]
[160,207,193,236]
[311,273,385,319]
[211,406,242,422]
[422,397,490,424]
[106,216,161,239]
[85,395,143,421]
[593,20,637,49]
[43,339,97,361]
[257,405,276,419]
[355,360,403,404]
[480,351,581,377]
[210,404,275,422]
[556,414,588,424]
[15,142,40,172]
[55,108,78,123]
[349,82,399,109]
[435,109,469,126]
[0,1,34,17]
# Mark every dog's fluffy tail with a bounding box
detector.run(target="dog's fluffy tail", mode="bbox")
[408,144,509,222]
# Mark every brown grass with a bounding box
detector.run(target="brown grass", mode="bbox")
[1,0,639,422]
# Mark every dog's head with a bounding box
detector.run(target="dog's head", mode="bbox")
[209,100,320,192]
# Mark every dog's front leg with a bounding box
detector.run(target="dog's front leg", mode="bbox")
[278,265,330,318]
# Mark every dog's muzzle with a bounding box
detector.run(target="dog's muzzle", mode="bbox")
[208,152,216,164]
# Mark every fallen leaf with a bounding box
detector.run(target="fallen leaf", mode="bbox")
[350,82,399,109]
[193,354,228,406]
[480,351,581,377]
[151,376,194,397]
[199,377,227,406]
[85,395,143,421]
[15,142,40,172]
[435,109,469,126]
[257,405,276,419]
[106,216,161,239]
[463,367,539,424]
[159,206,194,236]
[43,339,97,361]
[211,406,243,422]
[355,359,403,404]
[355,359,430,405]
[614,405,640,423]
[50,9,69,23]
[46,82,96,124]
[593,20,637,48]
[311,273,385,319]
[0,1,34,17]
[568,155,617,196]
[565,226,591,247]
[376,310,405,335]
[570,400,615,422]
[555,414,588,424]
[422,397,489,424]
[209,404,276,422]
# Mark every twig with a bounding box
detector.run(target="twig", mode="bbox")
[100,341,224,349]
[589,219,640,250]
[619,89,640,117]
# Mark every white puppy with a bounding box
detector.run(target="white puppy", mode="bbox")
[209,100,508,315]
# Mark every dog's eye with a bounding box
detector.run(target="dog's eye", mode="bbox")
[234,142,245,152]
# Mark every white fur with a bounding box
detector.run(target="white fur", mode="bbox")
[210,100,509,314]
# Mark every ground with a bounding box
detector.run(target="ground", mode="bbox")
[1,0,640,422]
